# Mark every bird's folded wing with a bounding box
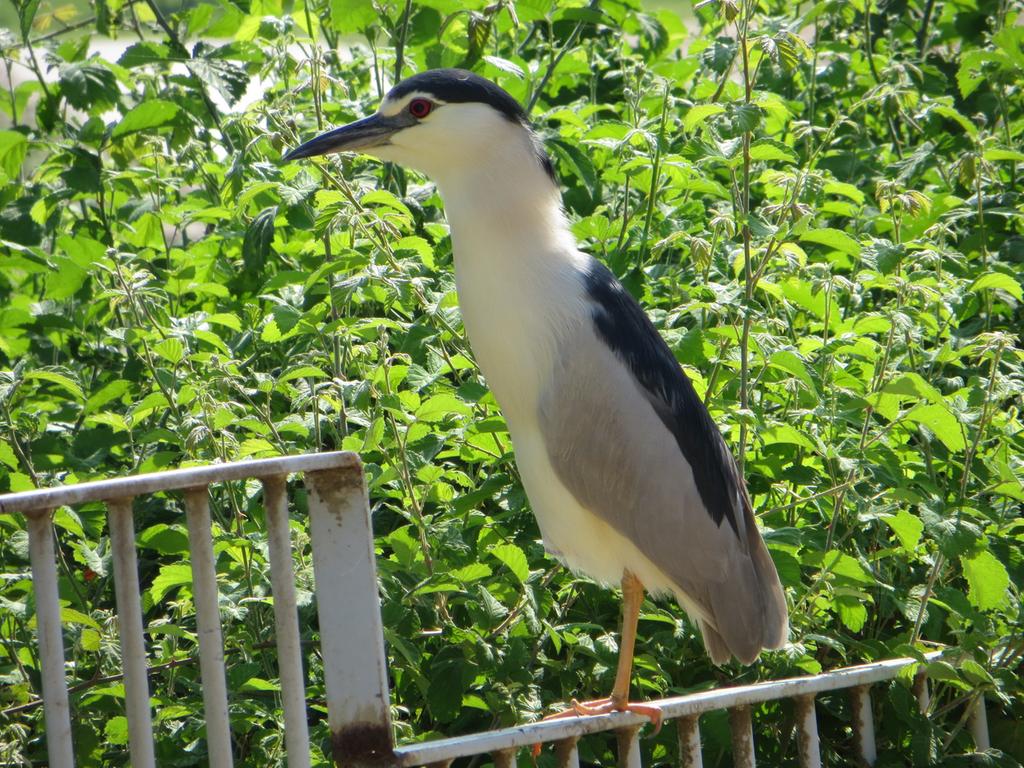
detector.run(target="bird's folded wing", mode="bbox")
[538,315,787,662]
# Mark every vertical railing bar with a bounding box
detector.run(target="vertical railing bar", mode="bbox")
[107,497,156,768]
[912,671,930,715]
[554,736,580,768]
[26,510,75,768]
[493,747,518,768]
[616,725,642,768]
[305,464,394,768]
[261,475,312,768]
[968,694,989,752]
[850,685,876,767]
[728,705,755,768]
[794,694,821,768]
[184,486,234,768]
[677,715,703,768]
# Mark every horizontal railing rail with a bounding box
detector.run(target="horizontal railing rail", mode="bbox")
[390,651,978,768]
[3,452,990,768]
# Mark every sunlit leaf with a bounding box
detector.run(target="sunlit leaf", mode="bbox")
[112,100,181,139]
[489,543,529,583]
[960,549,1010,611]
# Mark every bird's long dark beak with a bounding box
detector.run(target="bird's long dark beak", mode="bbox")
[283,113,409,161]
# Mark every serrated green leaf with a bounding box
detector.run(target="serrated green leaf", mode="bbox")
[0,131,29,180]
[330,0,376,32]
[241,677,279,691]
[393,235,436,270]
[905,403,966,452]
[279,365,329,383]
[85,379,130,414]
[882,510,924,552]
[416,394,471,423]
[25,370,84,400]
[768,350,816,393]
[982,148,1024,162]
[17,0,42,38]
[0,441,19,470]
[749,138,797,163]
[85,412,130,432]
[823,180,865,204]
[883,373,943,404]
[800,228,861,257]
[138,524,189,555]
[205,313,242,332]
[153,338,184,365]
[489,543,529,583]
[112,100,181,139]
[60,607,100,630]
[761,423,816,450]
[969,272,1022,301]
[451,563,492,582]
[150,563,193,604]
[80,628,101,652]
[960,549,1010,611]
[834,593,868,632]
[244,206,277,275]
[105,716,129,745]
[683,103,726,132]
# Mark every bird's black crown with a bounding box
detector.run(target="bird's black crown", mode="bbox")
[387,69,531,125]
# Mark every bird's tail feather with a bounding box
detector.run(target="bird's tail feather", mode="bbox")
[700,621,733,666]
[694,520,789,665]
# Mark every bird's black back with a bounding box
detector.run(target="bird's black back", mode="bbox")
[584,260,745,539]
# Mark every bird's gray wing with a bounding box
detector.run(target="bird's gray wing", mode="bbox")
[537,261,787,664]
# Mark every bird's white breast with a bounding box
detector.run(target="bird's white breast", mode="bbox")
[441,183,681,594]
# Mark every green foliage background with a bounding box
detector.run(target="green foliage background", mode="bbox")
[1,0,1022,764]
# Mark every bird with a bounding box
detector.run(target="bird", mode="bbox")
[286,68,788,725]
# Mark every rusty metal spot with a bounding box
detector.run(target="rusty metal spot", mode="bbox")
[332,721,395,767]
[307,466,366,525]
[912,671,930,715]
[676,715,702,768]
[849,685,876,767]
[794,694,820,768]
[309,465,365,496]
[554,736,579,768]
[492,747,517,768]
[615,725,640,768]
[728,705,754,768]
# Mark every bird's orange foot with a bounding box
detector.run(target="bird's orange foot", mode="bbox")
[530,699,663,757]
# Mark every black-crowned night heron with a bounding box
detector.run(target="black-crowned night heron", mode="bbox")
[286,69,788,724]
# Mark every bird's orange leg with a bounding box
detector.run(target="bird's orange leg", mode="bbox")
[534,573,663,756]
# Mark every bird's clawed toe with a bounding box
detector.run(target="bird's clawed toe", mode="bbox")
[530,698,663,757]
[568,698,663,734]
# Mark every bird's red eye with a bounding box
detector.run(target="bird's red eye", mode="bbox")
[409,98,433,118]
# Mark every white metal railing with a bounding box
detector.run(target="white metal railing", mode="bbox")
[1,452,991,767]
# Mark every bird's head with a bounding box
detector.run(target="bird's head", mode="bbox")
[285,69,555,190]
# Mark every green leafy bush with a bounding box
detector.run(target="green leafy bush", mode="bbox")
[0,0,1021,765]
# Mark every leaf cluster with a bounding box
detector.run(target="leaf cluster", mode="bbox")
[0,0,1022,765]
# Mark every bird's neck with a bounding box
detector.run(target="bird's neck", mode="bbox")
[433,145,577,266]
[446,180,570,254]
[433,155,590,421]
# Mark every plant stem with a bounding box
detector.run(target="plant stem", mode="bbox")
[637,84,671,266]
[393,0,414,82]
[737,0,755,473]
